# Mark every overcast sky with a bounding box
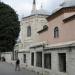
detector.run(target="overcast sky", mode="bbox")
[1,0,63,18]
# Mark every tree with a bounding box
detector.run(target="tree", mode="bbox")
[0,2,20,52]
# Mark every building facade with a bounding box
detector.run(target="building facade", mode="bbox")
[15,0,49,70]
[2,0,75,75]
[34,0,75,75]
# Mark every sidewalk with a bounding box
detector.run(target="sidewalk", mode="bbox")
[0,61,38,75]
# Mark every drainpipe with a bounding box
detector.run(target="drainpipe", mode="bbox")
[42,43,45,75]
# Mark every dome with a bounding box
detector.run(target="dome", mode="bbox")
[31,9,50,15]
[60,0,75,7]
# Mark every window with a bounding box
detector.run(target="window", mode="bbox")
[27,26,31,37]
[31,53,34,66]
[54,27,59,38]
[36,52,42,67]
[14,51,18,60]
[44,53,51,69]
[58,53,66,72]
[23,54,26,63]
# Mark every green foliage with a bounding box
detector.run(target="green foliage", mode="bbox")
[0,2,20,52]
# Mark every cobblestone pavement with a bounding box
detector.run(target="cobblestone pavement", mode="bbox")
[0,62,37,75]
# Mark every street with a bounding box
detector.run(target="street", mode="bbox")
[0,62,37,75]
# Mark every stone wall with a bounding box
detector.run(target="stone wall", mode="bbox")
[1,52,12,63]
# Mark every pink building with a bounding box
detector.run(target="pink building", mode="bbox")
[34,0,75,75]
[38,7,75,45]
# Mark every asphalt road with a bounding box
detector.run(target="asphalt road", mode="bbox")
[0,62,37,75]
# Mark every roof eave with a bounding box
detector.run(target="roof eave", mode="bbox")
[46,6,75,22]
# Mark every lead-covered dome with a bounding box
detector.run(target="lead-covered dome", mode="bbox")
[31,9,50,15]
[60,0,75,7]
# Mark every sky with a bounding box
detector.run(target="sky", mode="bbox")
[1,0,63,19]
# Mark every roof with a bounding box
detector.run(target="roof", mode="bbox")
[47,0,75,21]
[47,6,75,21]
[22,14,49,20]
[60,0,75,8]
[37,25,48,34]
[31,9,50,15]
[63,14,75,23]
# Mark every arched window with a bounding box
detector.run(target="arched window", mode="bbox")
[54,27,59,38]
[27,26,31,37]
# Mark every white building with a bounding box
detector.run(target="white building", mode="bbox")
[15,0,49,70]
